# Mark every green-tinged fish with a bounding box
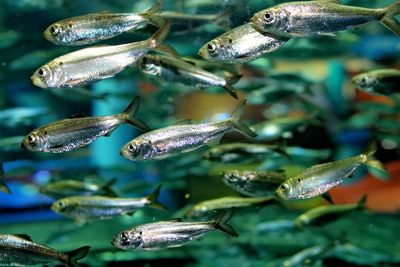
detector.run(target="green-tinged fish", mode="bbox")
[203,142,286,164]
[48,87,108,102]
[21,96,148,153]
[0,135,25,154]
[40,179,117,199]
[0,163,11,194]
[0,107,49,128]
[198,22,289,64]
[138,53,240,98]
[223,170,286,197]
[44,0,162,46]
[0,234,89,267]
[186,195,276,219]
[294,195,366,228]
[0,30,21,50]
[51,186,165,224]
[352,69,400,96]
[276,142,386,200]
[252,0,400,38]
[120,100,256,161]
[281,243,333,267]
[10,49,69,71]
[111,208,238,250]
[31,21,170,88]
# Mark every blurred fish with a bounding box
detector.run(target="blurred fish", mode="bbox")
[281,242,333,267]
[121,100,256,161]
[283,146,331,164]
[223,170,286,197]
[51,185,165,224]
[40,178,117,199]
[21,96,148,153]
[0,30,21,49]
[0,107,49,128]
[352,69,400,96]
[294,195,366,228]
[44,0,162,46]
[252,1,400,38]
[111,208,238,250]
[275,142,386,200]
[181,57,240,74]
[0,234,89,266]
[0,135,25,153]
[48,87,108,102]
[0,163,11,194]
[10,49,68,71]
[254,219,295,233]
[138,53,240,98]
[198,22,289,64]
[31,21,171,88]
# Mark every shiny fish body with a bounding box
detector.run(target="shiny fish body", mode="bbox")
[198,22,289,64]
[352,69,400,95]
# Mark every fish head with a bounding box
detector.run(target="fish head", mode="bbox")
[51,199,70,214]
[252,7,289,36]
[275,181,292,200]
[202,148,220,161]
[351,73,376,92]
[198,38,227,62]
[120,139,151,161]
[222,170,244,185]
[112,230,142,250]
[31,63,61,89]
[138,55,162,76]
[43,22,73,45]
[20,130,49,152]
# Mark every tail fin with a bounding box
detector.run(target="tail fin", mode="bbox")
[0,163,11,194]
[141,0,163,18]
[381,1,400,37]
[223,74,241,99]
[363,140,387,173]
[100,178,117,197]
[120,96,150,132]
[231,100,257,137]
[146,185,167,210]
[149,20,171,49]
[66,246,90,267]
[212,208,239,237]
[356,195,367,210]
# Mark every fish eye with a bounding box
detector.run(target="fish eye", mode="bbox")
[360,77,367,83]
[28,135,36,145]
[57,201,66,209]
[207,42,217,54]
[38,68,46,78]
[120,232,128,241]
[280,183,289,191]
[128,144,136,153]
[50,26,60,36]
[264,12,274,23]
[141,56,148,65]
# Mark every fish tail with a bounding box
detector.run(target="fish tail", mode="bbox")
[363,140,387,173]
[212,208,239,237]
[149,20,171,49]
[146,185,167,210]
[381,1,400,37]
[141,0,163,18]
[0,163,11,194]
[357,195,367,210]
[223,74,241,99]
[120,96,150,132]
[231,100,257,137]
[101,178,118,197]
[66,246,90,267]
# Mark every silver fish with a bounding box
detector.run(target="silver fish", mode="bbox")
[44,0,162,46]
[31,21,170,88]
[111,209,238,250]
[0,234,89,266]
[120,100,256,161]
[20,96,148,153]
[352,68,400,96]
[198,22,289,64]
[252,0,400,38]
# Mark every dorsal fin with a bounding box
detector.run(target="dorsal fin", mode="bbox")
[14,234,33,241]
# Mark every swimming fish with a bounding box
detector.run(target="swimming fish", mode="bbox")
[0,163,11,194]
[120,100,256,161]
[352,69,400,95]
[111,208,238,250]
[0,234,90,266]
[20,96,148,153]
[51,185,165,224]
[138,53,240,98]
[44,0,163,46]
[198,22,289,64]
[0,107,49,128]
[32,20,170,88]
[252,0,400,38]
[281,242,333,267]
[275,142,386,200]
[223,170,286,197]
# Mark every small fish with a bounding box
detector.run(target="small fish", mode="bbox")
[40,178,117,199]
[352,69,400,95]
[0,135,26,153]
[0,234,90,266]
[51,185,165,224]
[10,49,69,71]
[44,0,162,46]
[138,53,240,98]
[294,195,366,228]
[186,195,276,219]
[198,22,289,64]
[111,208,238,250]
[120,100,256,161]
[223,170,286,197]
[32,21,170,88]
[282,242,333,267]
[0,107,49,128]
[276,142,386,200]
[0,30,21,50]
[0,163,11,194]
[252,0,400,38]
[21,96,148,153]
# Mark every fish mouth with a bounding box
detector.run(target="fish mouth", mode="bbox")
[31,75,47,89]
[20,142,26,149]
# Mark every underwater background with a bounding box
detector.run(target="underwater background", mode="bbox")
[1,0,400,266]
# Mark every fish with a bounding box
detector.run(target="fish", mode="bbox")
[0,234,90,266]
[0,107,49,128]
[186,195,276,219]
[0,163,11,194]
[352,69,400,95]
[0,30,21,50]
[120,100,256,161]
[39,178,117,199]
[281,242,333,267]
[0,135,26,154]
[10,49,69,71]
[48,87,108,102]
[111,208,238,250]
[51,185,165,224]
[20,96,148,153]
[198,22,289,64]
[138,53,240,98]
[223,170,287,197]
[43,0,163,46]
[275,142,386,200]
[31,20,170,88]
[251,0,400,38]
[294,195,367,228]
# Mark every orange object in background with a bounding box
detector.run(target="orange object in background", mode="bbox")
[330,160,400,213]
